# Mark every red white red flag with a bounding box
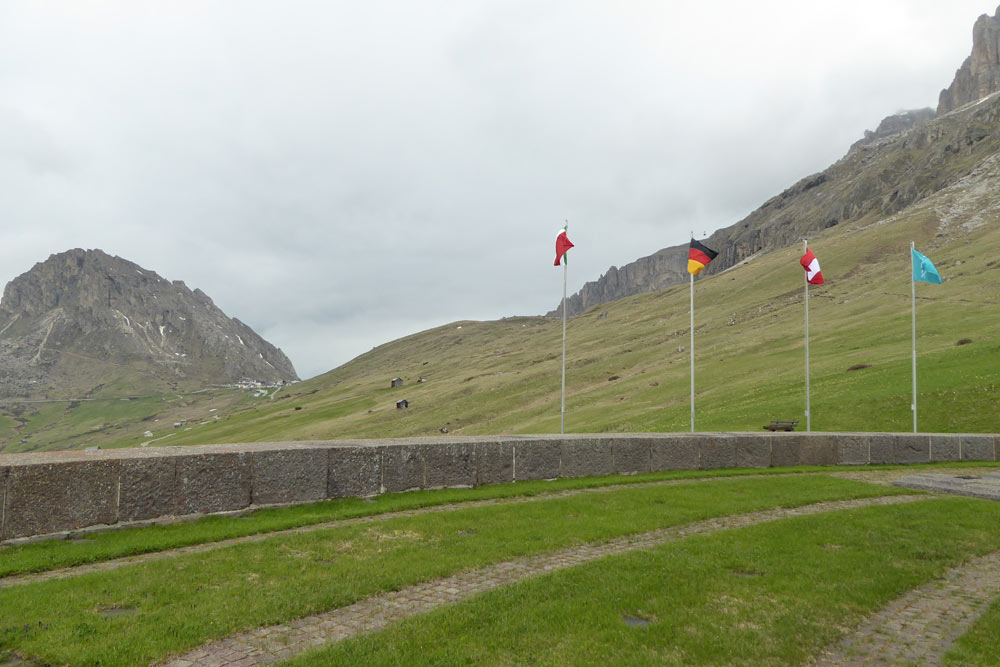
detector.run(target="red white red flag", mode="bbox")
[800,248,824,285]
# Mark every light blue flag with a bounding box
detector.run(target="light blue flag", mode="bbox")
[911,248,942,284]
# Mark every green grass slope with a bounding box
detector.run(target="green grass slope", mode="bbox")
[120,188,999,448]
[2,170,997,452]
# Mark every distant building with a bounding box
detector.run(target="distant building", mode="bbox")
[391,377,403,388]
[396,399,409,409]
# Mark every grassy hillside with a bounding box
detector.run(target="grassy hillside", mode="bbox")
[76,198,1000,448]
[2,177,997,452]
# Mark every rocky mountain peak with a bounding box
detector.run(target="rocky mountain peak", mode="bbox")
[938,5,1000,114]
[0,249,298,398]
[850,108,936,150]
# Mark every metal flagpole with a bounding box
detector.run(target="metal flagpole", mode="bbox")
[690,231,695,433]
[804,239,811,432]
[911,241,918,433]
[561,253,568,435]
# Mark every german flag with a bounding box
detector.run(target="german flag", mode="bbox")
[687,238,718,275]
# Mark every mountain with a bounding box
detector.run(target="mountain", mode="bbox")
[938,5,1000,114]
[550,6,1000,318]
[0,249,298,399]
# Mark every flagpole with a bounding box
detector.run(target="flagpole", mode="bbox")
[803,239,811,432]
[690,231,695,433]
[561,243,568,435]
[911,241,918,434]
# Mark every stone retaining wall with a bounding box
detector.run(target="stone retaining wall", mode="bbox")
[1,432,997,542]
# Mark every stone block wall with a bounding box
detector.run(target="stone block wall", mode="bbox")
[1,432,997,542]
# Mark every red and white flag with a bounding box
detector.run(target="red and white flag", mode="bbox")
[800,248,824,285]
[554,225,574,266]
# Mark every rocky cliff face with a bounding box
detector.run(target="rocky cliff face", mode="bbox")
[939,6,1000,114]
[0,249,298,397]
[552,246,689,319]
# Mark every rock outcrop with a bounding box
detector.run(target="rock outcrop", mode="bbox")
[553,247,689,319]
[939,5,1000,115]
[0,249,298,397]
[850,108,936,150]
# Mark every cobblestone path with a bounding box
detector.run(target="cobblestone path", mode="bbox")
[0,474,785,590]
[814,551,1000,666]
[160,494,927,666]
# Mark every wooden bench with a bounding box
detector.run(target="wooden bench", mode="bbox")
[763,420,798,432]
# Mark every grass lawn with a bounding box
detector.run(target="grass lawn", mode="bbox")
[944,595,1000,665]
[2,467,999,665]
[0,472,919,665]
[291,498,1000,666]
[0,466,863,579]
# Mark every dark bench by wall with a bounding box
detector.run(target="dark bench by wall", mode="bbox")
[1,432,997,542]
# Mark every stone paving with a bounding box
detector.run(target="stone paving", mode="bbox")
[832,466,1000,488]
[160,494,927,666]
[814,551,1000,666]
[893,469,1000,502]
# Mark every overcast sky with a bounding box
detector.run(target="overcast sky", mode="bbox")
[0,1,993,378]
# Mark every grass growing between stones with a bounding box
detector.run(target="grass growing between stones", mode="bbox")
[0,475,908,665]
[290,496,1000,666]
[0,465,862,578]
[945,597,1000,665]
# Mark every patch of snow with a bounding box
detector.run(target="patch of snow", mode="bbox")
[236,335,245,346]
[113,310,133,328]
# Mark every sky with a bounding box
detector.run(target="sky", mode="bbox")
[0,1,994,379]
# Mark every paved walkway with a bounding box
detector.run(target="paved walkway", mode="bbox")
[832,466,999,488]
[160,494,927,666]
[814,551,1000,666]
[893,469,1000,502]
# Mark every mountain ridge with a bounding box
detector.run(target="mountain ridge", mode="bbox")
[550,6,1000,318]
[0,248,298,399]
